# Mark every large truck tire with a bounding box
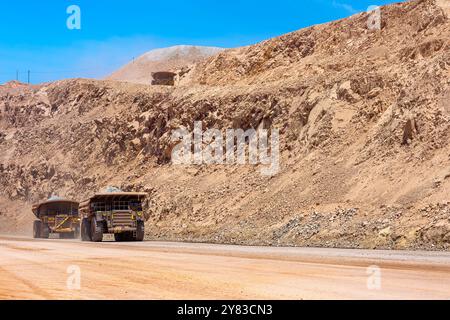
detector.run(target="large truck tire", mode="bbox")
[90,217,103,242]
[81,218,92,241]
[40,223,50,239]
[33,221,41,239]
[135,221,145,242]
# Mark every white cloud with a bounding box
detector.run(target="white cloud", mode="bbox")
[332,0,359,14]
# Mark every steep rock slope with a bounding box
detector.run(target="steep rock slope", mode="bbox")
[0,0,449,249]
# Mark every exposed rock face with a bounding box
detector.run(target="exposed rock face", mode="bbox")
[0,0,449,249]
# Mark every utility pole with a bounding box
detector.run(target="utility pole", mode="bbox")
[27,70,30,84]
[16,70,19,81]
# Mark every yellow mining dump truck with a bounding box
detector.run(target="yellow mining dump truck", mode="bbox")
[32,198,80,239]
[79,192,146,242]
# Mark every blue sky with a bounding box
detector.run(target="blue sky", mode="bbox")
[0,0,401,84]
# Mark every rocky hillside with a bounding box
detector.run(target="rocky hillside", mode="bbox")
[0,0,449,250]
[107,45,224,84]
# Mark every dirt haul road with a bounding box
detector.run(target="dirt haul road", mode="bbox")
[0,235,449,300]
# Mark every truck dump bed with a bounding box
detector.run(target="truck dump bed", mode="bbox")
[32,199,79,218]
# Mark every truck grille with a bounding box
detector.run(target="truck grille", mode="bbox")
[112,211,133,227]
[55,215,71,228]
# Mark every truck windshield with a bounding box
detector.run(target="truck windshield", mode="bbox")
[91,199,142,211]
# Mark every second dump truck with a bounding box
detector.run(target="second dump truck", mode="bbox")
[79,192,146,242]
[32,198,80,239]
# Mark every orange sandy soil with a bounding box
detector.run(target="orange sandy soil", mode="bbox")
[0,235,449,300]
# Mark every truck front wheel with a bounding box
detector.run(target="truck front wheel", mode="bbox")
[33,221,41,239]
[81,218,91,241]
[40,223,50,239]
[135,221,145,241]
[90,217,103,242]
